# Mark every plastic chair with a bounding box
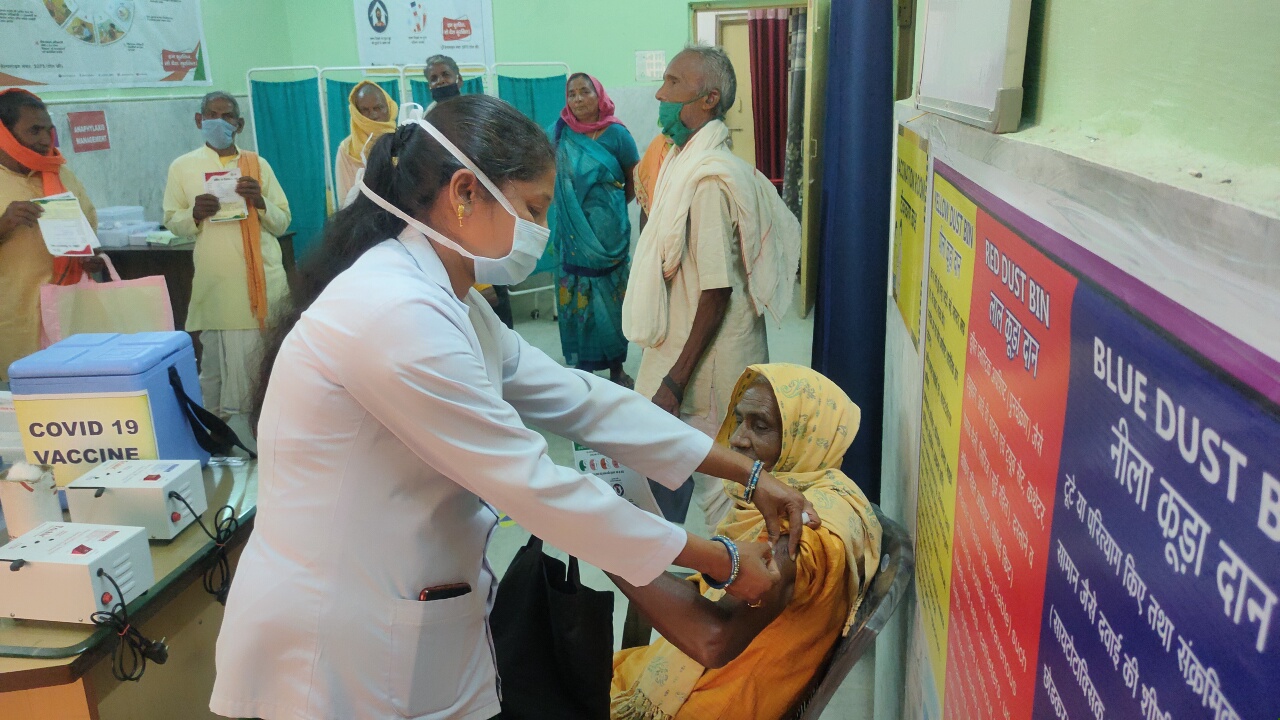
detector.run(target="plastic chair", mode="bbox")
[786,504,915,720]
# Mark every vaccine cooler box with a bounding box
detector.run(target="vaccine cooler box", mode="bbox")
[8,332,211,484]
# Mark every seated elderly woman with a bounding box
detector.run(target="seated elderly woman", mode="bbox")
[609,364,883,720]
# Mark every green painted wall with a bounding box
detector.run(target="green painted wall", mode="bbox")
[490,0,690,87]
[1020,0,1280,169]
[284,0,359,71]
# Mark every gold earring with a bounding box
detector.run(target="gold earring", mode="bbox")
[457,204,466,227]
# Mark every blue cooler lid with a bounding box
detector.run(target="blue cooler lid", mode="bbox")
[8,332,191,380]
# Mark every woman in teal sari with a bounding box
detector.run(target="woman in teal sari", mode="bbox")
[548,73,640,387]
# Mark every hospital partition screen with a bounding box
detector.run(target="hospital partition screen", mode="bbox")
[246,67,327,261]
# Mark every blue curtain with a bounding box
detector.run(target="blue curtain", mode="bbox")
[250,78,327,262]
[408,76,485,106]
[810,0,893,502]
[497,74,566,131]
[324,78,401,165]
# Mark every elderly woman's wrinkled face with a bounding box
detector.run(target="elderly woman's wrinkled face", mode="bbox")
[729,380,783,470]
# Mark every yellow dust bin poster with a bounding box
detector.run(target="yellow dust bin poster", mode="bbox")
[13,391,160,484]
[893,125,929,347]
[915,169,978,706]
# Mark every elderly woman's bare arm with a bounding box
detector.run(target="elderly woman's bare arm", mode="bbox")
[608,536,798,669]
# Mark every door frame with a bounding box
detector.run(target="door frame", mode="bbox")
[689,0,828,317]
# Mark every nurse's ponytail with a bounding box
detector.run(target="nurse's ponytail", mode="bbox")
[250,95,555,429]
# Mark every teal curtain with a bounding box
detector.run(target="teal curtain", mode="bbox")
[408,76,485,106]
[324,78,400,165]
[250,78,326,261]
[497,74,566,131]
[497,74,566,277]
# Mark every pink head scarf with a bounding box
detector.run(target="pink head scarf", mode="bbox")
[559,74,625,135]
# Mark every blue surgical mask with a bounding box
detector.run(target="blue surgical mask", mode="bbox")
[200,118,237,151]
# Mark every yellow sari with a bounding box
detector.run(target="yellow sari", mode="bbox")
[611,364,882,720]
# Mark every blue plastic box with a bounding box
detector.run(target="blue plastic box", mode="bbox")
[8,333,210,483]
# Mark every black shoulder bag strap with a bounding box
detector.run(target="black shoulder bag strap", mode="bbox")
[168,366,257,459]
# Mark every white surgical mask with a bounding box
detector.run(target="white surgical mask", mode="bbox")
[358,106,550,286]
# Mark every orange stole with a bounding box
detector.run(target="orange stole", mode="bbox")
[235,151,268,329]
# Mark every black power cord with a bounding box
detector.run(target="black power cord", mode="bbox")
[169,491,238,604]
[91,569,168,682]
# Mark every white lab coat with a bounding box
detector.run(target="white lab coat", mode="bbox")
[209,231,713,720]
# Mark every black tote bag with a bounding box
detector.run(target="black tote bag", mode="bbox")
[490,535,614,720]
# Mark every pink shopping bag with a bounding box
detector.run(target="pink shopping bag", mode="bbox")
[39,255,175,347]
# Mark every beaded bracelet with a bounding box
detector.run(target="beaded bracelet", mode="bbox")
[703,535,741,590]
[743,460,764,504]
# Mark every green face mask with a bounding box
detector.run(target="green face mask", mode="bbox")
[658,94,707,147]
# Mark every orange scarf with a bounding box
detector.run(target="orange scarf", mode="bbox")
[0,89,83,285]
[634,134,672,216]
[235,151,268,329]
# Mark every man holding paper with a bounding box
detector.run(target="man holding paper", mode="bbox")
[163,91,291,421]
[0,89,99,381]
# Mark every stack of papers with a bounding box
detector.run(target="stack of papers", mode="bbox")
[32,193,99,257]
[204,169,248,223]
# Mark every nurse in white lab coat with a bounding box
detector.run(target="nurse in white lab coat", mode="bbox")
[210,96,819,720]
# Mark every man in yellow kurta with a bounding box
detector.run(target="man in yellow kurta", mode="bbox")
[0,90,98,381]
[163,91,290,420]
[334,81,396,208]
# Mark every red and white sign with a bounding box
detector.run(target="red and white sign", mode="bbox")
[66,111,110,153]
[442,16,472,41]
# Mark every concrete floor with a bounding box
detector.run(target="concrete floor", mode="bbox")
[489,286,876,720]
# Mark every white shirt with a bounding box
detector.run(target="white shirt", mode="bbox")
[210,232,712,720]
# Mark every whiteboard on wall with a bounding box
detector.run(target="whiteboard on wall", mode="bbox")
[916,0,1031,133]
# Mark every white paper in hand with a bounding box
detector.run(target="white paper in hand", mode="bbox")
[204,169,248,223]
[33,192,99,257]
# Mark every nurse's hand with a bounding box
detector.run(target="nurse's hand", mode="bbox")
[752,471,821,559]
[724,540,781,604]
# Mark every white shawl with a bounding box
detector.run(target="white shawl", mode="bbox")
[622,120,801,348]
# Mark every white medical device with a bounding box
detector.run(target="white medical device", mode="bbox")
[0,522,155,624]
[66,460,207,540]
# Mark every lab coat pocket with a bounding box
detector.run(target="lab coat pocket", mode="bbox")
[388,592,485,717]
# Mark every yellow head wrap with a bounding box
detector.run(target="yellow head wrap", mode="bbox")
[346,80,398,162]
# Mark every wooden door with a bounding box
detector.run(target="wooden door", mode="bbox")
[717,17,757,167]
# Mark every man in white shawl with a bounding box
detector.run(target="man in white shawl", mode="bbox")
[624,46,801,526]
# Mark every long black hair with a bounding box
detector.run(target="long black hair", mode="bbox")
[250,94,555,428]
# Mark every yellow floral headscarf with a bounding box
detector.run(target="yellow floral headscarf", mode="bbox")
[612,364,881,720]
[346,80,398,162]
[714,363,881,635]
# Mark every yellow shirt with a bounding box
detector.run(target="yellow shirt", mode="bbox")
[163,146,291,331]
[0,164,97,381]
